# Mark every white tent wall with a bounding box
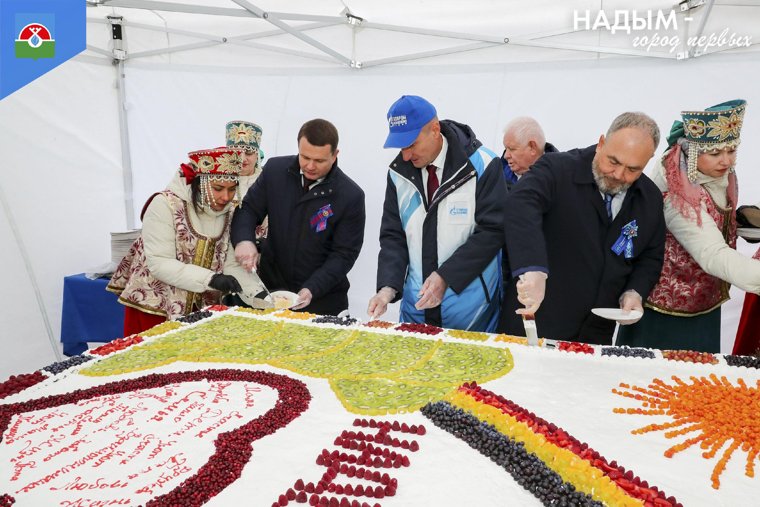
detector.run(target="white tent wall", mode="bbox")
[0,46,758,377]
[0,59,125,378]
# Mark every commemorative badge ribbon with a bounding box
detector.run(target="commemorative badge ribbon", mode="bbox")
[310,204,333,233]
[611,220,638,259]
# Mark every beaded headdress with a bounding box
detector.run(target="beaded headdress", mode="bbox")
[226,121,263,173]
[187,147,243,178]
[226,121,262,152]
[666,99,746,183]
[182,147,243,209]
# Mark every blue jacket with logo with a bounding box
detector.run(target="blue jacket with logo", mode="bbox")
[377,120,507,331]
[231,155,365,310]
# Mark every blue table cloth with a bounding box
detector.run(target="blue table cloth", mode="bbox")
[60,273,125,356]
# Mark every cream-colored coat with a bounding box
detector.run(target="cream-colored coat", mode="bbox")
[650,160,760,295]
[142,173,268,303]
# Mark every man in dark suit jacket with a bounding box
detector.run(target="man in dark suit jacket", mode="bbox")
[231,119,365,316]
[501,112,666,345]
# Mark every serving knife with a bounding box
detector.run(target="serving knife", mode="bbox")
[522,314,539,346]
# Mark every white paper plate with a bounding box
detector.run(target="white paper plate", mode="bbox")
[738,227,760,240]
[269,290,299,309]
[591,308,643,321]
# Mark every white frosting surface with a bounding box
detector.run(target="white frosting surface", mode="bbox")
[1,311,758,507]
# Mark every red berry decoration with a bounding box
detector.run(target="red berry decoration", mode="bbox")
[90,334,144,355]
[0,371,47,400]
[395,322,443,335]
[557,341,595,354]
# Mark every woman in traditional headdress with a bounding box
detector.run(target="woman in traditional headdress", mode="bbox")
[226,120,268,238]
[617,100,760,352]
[226,121,264,195]
[108,147,268,335]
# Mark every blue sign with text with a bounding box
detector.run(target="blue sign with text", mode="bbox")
[0,0,85,100]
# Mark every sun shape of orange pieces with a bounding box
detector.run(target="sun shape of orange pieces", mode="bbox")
[612,373,760,489]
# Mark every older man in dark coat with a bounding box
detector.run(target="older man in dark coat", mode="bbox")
[500,112,666,345]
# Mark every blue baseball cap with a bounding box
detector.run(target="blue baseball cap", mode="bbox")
[383,95,437,149]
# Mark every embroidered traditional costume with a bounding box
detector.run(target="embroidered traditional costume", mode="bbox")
[618,100,760,352]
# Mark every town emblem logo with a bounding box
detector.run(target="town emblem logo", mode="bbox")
[15,23,56,59]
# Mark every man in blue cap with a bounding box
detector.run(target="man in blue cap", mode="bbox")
[367,95,507,332]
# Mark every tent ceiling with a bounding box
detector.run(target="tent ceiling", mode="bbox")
[85,0,759,67]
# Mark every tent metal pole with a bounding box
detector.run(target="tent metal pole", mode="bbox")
[91,18,341,60]
[689,0,717,57]
[267,13,344,23]
[363,22,505,43]
[361,42,499,68]
[116,59,136,230]
[507,38,678,59]
[228,40,336,63]
[109,16,136,230]
[130,39,335,62]
[700,39,759,57]
[233,22,340,39]
[110,19,338,41]
[0,184,62,362]
[86,44,114,58]
[97,1,345,22]
[131,41,221,59]
[100,0,256,17]
[230,0,352,66]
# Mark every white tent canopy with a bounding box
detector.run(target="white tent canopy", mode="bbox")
[1,0,759,378]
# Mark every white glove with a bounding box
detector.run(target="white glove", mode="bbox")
[415,271,447,310]
[291,288,313,311]
[515,271,548,316]
[617,289,644,325]
[234,240,260,273]
[367,287,397,319]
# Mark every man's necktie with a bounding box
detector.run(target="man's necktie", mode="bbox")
[303,177,315,192]
[426,164,439,205]
[604,193,614,220]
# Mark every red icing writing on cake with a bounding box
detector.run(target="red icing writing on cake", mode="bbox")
[51,476,130,491]
[59,498,132,506]
[0,378,278,504]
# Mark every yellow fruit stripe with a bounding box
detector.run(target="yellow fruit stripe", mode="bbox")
[139,321,184,337]
[447,390,643,507]
[236,307,278,315]
[493,334,544,347]
[446,329,489,342]
[275,309,316,320]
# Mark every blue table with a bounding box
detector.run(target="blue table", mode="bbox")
[60,274,125,356]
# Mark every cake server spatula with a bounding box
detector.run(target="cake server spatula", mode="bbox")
[522,314,539,346]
